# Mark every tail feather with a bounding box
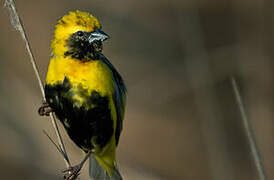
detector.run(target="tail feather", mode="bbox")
[89,155,122,180]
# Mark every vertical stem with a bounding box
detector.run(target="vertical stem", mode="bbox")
[4,0,71,167]
[231,77,267,180]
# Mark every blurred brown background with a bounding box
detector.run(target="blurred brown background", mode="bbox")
[0,0,273,179]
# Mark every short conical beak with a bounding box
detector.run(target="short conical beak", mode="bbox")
[88,29,109,43]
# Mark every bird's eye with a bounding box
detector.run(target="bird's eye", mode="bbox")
[77,31,84,36]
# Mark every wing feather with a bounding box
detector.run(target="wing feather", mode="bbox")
[100,54,127,145]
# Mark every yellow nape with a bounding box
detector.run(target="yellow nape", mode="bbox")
[51,10,101,56]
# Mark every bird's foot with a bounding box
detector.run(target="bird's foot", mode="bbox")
[63,164,82,180]
[38,102,53,116]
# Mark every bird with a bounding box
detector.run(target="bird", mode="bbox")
[39,10,126,180]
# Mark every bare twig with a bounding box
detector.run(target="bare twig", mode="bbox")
[4,0,71,167]
[231,77,267,180]
[43,130,68,162]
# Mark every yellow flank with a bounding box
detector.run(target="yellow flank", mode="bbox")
[51,10,101,56]
[91,98,118,176]
[94,134,117,175]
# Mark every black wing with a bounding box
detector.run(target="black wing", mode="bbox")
[100,54,127,145]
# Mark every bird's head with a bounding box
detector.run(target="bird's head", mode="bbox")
[51,10,109,61]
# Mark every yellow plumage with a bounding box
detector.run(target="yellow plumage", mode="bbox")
[46,56,118,174]
[46,56,115,99]
[44,10,126,180]
[51,11,101,56]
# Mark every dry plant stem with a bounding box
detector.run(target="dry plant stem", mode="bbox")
[4,0,71,167]
[231,77,267,180]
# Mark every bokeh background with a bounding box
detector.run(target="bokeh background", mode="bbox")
[0,0,273,179]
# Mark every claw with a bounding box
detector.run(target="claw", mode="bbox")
[62,150,93,180]
[38,102,53,116]
[63,165,81,180]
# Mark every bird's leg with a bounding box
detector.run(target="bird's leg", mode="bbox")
[63,150,93,180]
[38,102,53,116]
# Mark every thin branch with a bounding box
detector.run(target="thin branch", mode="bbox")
[4,0,71,167]
[43,130,65,157]
[43,130,70,163]
[231,77,267,180]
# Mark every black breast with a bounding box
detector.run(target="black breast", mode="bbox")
[45,78,114,152]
